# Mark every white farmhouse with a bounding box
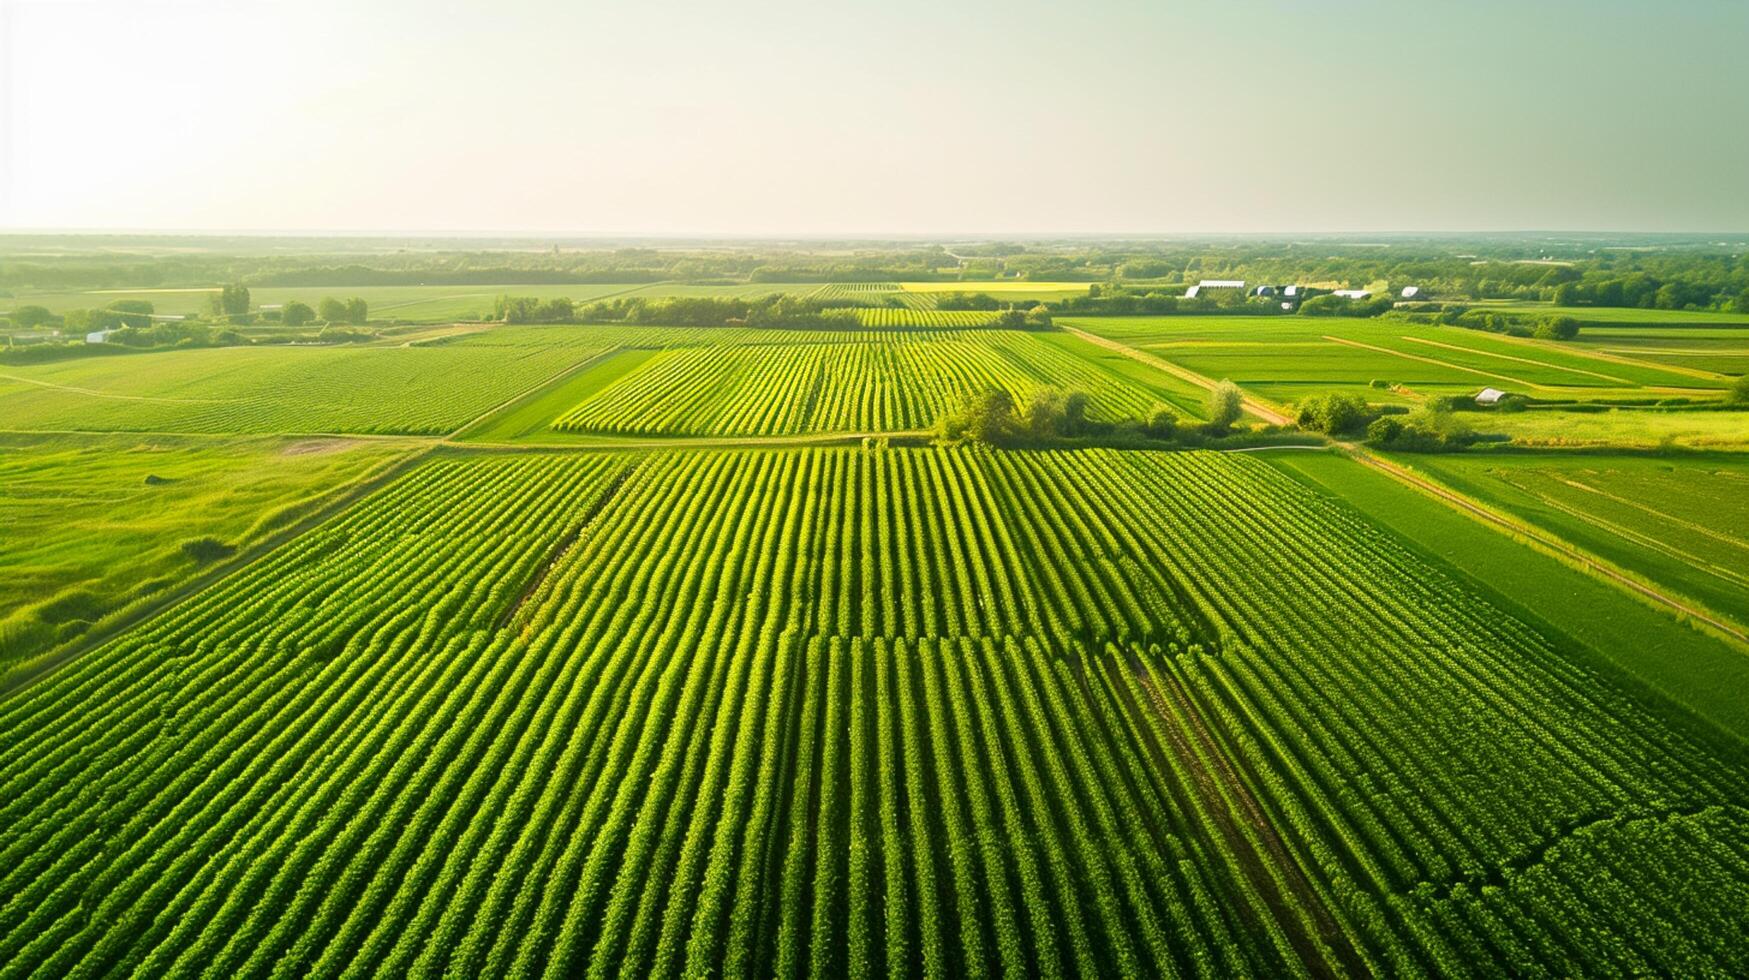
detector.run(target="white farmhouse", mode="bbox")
[1475,387,1507,406]
[1400,285,1423,299]
[1333,289,1372,300]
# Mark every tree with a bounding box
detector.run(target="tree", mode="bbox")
[1733,289,1749,315]
[13,305,55,329]
[319,298,349,323]
[1206,380,1243,433]
[213,284,250,317]
[282,301,316,327]
[1533,315,1580,341]
[108,299,154,328]
[1296,392,1370,434]
[345,298,369,325]
[1144,405,1178,439]
[1728,375,1749,406]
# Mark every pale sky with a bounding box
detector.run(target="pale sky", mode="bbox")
[3,0,1746,235]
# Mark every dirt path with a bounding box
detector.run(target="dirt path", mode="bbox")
[1060,325,1294,425]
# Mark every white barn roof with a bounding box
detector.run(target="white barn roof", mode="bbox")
[1475,387,1507,405]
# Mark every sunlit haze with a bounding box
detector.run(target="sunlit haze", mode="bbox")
[3,0,1747,234]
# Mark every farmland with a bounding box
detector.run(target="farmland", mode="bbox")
[1395,452,1749,630]
[0,331,611,435]
[0,433,411,672]
[1067,315,1733,408]
[2,446,1745,976]
[4,236,1749,977]
[550,330,1204,438]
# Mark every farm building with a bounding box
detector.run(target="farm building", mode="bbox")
[1185,279,1244,299]
[1400,285,1422,299]
[1475,387,1507,406]
[1251,284,1278,298]
[1333,289,1372,300]
[85,329,117,344]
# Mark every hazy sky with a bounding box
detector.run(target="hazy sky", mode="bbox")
[3,0,1746,235]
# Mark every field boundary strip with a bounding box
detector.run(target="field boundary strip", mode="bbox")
[446,346,624,440]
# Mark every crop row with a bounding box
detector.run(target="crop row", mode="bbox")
[0,447,1742,976]
[550,332,1166,437]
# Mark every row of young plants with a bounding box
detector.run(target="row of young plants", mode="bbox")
[550,332,1164,438]
[0,446,1743,976]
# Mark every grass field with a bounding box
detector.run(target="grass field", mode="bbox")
[1395,452,1749,629]
[0,433,411,669]
[1,446,1744,976]
[1471,408,1749,450]
[1067,315,1731,408]
[0,331,610,434]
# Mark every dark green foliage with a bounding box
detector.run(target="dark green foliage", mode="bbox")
[211,284,251,317]
[1205,380,1243,434]
[1532,315,1580,340]
[282,301,316,327]
[1299,294,1393,318]
[1296,392,1372,435]
[180,536,236,563]
[1727,375,1749,406]
[12,305,55,329]
[1367,407,1476,452]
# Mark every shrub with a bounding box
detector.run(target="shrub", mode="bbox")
[1727,375,1749,406]
[1533,315,1580,340]
[1144,405,1179,439]
[1205,380,1244,433]
[1296,392,1371,435]
[181,537,236,563]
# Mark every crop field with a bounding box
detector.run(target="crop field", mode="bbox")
[0,433,410,670]
[0,337,610,435]
[851,308,999,328]
[1,446,1744,977]
[550,330,1198,437]
[1068,315,1732,406]
[1571,326,1749,376]
[1399,452,1749,628]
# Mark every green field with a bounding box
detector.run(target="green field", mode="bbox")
[2,446,1744,976]
[550,330,1204,438]
[0,328,610,434]
[1395,452,1749,629]
[5,251,1749,977]
[1269,448,1749,740]
[0,433,411,670]
[1067,315,1733,407]
[1470,408,1749,451]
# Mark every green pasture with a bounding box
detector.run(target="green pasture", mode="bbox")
[1066,315,1730,408]
[0,432,410,669]
[1402,451,1749,630]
